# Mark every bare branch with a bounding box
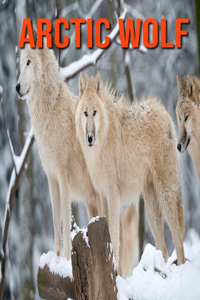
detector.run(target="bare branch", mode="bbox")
[60,9,127,80]
[0,128,34,300]
[33,0,38,19]
[0,88,17,175]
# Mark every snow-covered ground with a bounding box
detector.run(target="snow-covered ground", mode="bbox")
[39,251,72,279]
[39,228,200,300]
[117,229,200,300]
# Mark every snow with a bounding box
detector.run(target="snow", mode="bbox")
[109,242,117,271]
[71,218,90,247]
[39,251,73,280]
[117,229,200,300]
[14,127,33,173]
[80,228,90,247]
[70,218,80,241]
[89,216,100,224]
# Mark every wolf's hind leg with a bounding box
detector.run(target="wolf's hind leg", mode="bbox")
[47,175,61,256]
[176,183,185,239]
[144,181,168,262]
[156,178,185,266]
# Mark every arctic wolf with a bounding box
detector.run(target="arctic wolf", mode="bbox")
[16,23,101,260]
[176,75,200,182]
[16,23,137,276]
[76,72,185,267]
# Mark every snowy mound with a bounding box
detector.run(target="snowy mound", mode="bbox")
[117,229,200,300]
[39,251,72,279]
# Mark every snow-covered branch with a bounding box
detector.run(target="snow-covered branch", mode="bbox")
[60,0,104,64]
[0,122,34,299]
[60,9,127,80]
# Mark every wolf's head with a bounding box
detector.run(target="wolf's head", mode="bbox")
[76,72,109,148]
[176,75,200,153]
[16,22,42,99]
[16,22,59,101]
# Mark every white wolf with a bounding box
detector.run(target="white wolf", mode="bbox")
[16,23,138,277]
[76,72,185,268]
[176,75,200,183]
[16,24,101,260]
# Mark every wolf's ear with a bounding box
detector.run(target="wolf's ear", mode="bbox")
[79,73,86,99]
[186,75,195,97]
[176,75,185,100]
[95,71,101,95]
[32,21,37,47]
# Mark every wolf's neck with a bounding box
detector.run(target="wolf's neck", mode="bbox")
[26,58,71,133]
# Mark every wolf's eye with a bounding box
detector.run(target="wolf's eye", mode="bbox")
[27,60,31,66]
[185,115,188,122]
[84,111,88,117]
[93,110,97,116]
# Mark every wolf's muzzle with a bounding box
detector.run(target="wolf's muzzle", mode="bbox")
[16,83,20,93]
[177,143,182,152]
[88,135,93,147]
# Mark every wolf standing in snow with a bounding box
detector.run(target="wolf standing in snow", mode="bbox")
[176,75,200,183]
[76,72,185,268]
[15,23,102,260]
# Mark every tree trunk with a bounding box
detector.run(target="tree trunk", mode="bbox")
[37,266,74,300]
[72,217,117,300]
[19,153,35,300]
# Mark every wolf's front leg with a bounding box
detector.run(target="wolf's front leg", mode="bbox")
[59,173,71,260]
[107,190,120,270]
[47,175,61,256]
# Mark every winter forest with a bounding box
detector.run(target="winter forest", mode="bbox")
[0,0,200,299]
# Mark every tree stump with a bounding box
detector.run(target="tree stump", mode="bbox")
[72,217,117,300]
[37,217,117,299]
[37,265,74,300]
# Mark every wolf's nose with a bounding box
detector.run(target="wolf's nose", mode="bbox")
[177,143,182,152]
[88,135,93,144]
[16,83,20,92]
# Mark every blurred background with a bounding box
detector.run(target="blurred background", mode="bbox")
[0,0,199,299]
